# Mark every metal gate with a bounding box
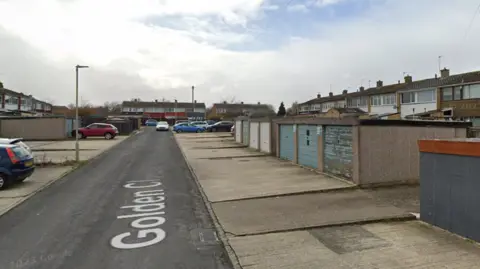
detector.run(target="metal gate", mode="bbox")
[260,122,271,153]
[324,126,353,179]
[279,124,295,161]
[249,122,259,149]
[242,121,249,145]
[298,125,320,169]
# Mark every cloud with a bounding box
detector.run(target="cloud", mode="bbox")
[287,4,309,12]
[0,0,479,109]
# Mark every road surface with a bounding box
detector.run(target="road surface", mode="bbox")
[0,129,233,269]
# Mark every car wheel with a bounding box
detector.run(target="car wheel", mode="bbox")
[0,173,10,190]
[196,129,202,133]
[104,132,113,140]
[176,129,182,133]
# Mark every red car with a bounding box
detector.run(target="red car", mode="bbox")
[72,123,119,140]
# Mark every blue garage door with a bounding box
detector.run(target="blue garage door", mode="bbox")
[279,124,295,161]
[324,126,353,180]
[298,125,320,169]
[242,121,249,145]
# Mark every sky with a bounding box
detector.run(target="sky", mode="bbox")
[0,0,479,108]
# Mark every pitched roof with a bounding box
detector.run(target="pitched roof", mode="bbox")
[122,101,206,109]
[333,107,367,114]
[213,103,271,110]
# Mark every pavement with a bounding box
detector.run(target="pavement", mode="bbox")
[175,132,480,269]
[0,128,232,269]
[28,136,128,165]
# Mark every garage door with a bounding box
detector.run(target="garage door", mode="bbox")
[324,126,353,180]
[235,120,242,143]
[298,125,320,169]
[249,122,259,150]
[260,122,271,153]
[242,121,249,145]
[279,124,295,161]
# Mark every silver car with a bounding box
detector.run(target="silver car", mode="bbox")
[156,121,170,131]
[190,121,208,128]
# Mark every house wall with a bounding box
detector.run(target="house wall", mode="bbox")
[0,117,67,140]
[401,103,437,118]
[399,88,437,118]
[370,105,397,115]
[357,125,467,186]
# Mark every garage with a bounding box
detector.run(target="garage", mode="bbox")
[242,120,249,146]
[235,120,242,143]
[297,125,320,169]
[249,122,259,150]
[259,122,271,153]
[324,126,353,180]
[279,124,295,161]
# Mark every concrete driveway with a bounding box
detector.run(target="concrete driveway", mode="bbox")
[29,136,128,164]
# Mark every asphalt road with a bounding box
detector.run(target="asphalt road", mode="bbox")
[0,128,233,269]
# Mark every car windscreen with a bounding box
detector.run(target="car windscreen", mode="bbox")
[11,146,30,158]
[157,121,168,125]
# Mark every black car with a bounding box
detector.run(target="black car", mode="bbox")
[0,144,35,189]
[206,121,234,132]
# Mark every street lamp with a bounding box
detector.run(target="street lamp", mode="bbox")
[174,99,178,123]
[75,64,89,163]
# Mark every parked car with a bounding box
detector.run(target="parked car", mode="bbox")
[72,123,119,140]
[0,144,35,189]
[145,119,158,126]
[231,125,235,136]
[175,120,189,125]
[190,121,209,128]
[173,122,205,133]
[0,138,33,155]
[206,120,217,125]
[206,121,234,132]
[156,121,170,131]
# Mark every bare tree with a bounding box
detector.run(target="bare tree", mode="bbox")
[286,101,298,116]
[103,101,122,113]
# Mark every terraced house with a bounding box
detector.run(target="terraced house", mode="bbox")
[298,68,480,123]
[208,102,273,119]
[121,100,206,121]
[0,82,53,116]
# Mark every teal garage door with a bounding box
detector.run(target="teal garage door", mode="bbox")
[242,121,249,145]
[298,125,320,169]
[279,124,295,161]
[324,126,353,180]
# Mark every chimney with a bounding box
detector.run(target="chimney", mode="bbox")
[317,94,321,98]
[329,92,333,97]
[435,74,438,79]
[441,68,450,78]
[155,99,158,103]
[359,86,365,91]
[376,80,383,87]
[404,75,413,83]
[194,100,197,103]
[342,89,348,95]
[223,101,227,104]
[257,102,260,104]
[241,101,244,104]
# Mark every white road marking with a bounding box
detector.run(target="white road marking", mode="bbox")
[110,180,167,250]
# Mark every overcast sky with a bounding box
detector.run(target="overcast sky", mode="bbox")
[0,0,479,107]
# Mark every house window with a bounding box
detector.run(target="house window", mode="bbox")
[370,96,381,106]
[454,87,462,100]
[417,90,435,102]
[401,92,416,104]
[464,84,480,99]
[442,88,453,101]
[165,108,174,112]
[216,108,226,114]
[382,94,396,105]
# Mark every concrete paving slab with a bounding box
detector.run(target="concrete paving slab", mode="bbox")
[229,221,480,269]
[212,190,414,236]
[29,136,127,164]
[182,147,267,159]
[365,185,420,213]
[0,166,73,216]
[190,156,353,202]
[0,167,73,198]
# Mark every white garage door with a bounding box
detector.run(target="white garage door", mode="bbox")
[260,122,271,153]
[249,122,259,149]
[235,120,242,143]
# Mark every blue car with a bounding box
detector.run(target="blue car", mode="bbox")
[173,122,205,133]
[145,119,158,126]
[0,144,35,190]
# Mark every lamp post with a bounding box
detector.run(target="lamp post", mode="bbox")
[174,99,178,123]
[75,64,89,163]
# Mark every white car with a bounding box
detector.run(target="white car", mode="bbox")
[0,138,33,155]
[190,121,209,128]
[156,121,170,131]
